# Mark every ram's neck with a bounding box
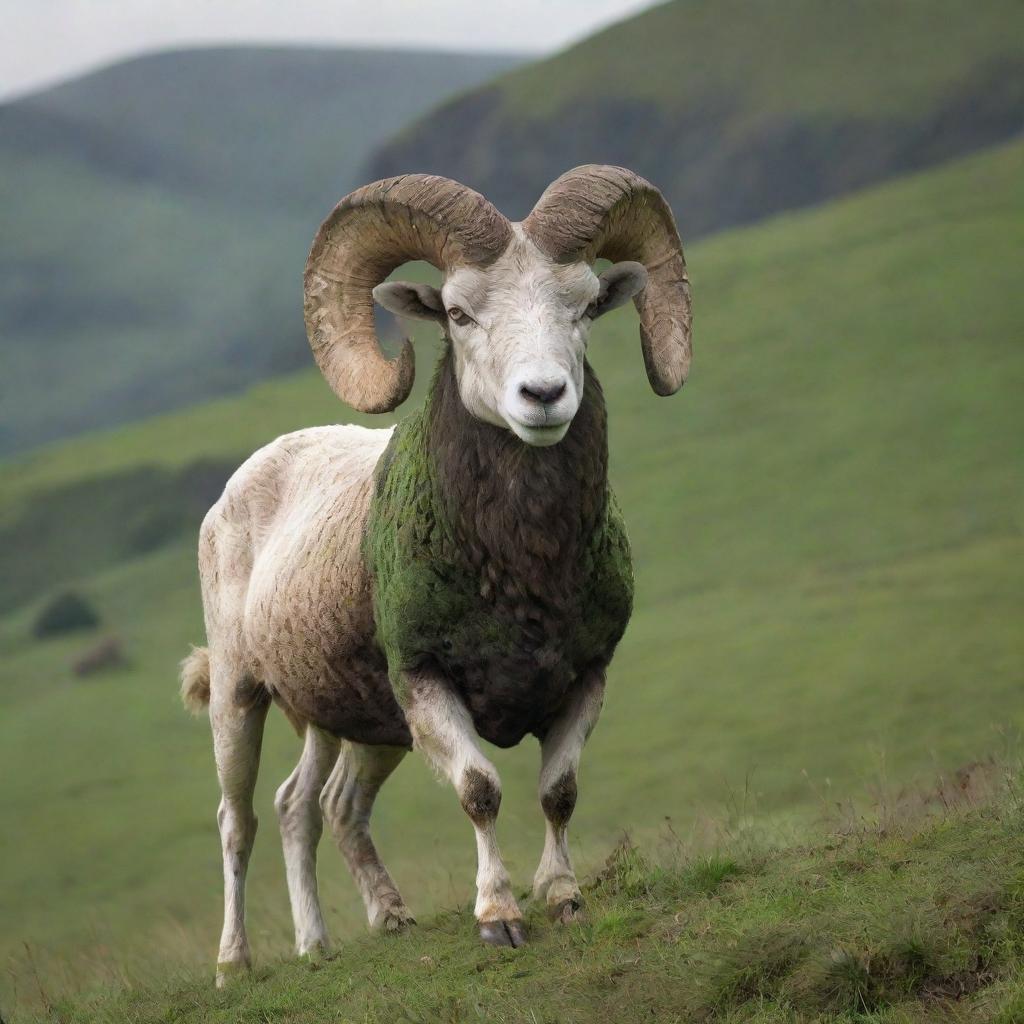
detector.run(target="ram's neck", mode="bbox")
[425,347,609,580]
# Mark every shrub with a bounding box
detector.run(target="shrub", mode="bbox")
[32,591,100,638]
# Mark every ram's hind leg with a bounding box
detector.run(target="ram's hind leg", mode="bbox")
[534,666,606,923]
[210,672,270,987]
[321,741,415,933]
[275,726,340,957]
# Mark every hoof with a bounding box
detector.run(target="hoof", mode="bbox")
[380,908,417,934]
[550,897,584,924]
[297,940,330,961]
[215,960,250,988]
[479,919,527,948]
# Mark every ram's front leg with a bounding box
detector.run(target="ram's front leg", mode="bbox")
[401,669,526,947]
[534,665,605,923]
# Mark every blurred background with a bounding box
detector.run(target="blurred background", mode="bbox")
[1,0,1022,1014]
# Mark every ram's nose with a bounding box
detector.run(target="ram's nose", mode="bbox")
[518,379,568,406]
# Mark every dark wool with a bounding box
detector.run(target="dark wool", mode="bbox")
[365,347,634,748]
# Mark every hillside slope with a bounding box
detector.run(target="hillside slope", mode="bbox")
[0,46,523,456]
[370,0,1024,228]
[41,775,1024,1023]
[1,141,1022,1016]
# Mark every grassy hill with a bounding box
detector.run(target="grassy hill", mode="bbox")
[370,0,1024,227]
[40,769,1024,1023]
[0,46,523,456]
[1,139,1022,1019]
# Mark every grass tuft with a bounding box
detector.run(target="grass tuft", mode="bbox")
[807,945,878,1013]
[682,854,744,896]
[696,924,808,1012]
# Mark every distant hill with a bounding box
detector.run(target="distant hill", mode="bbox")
[369,0,1024,229]
[0,46,524,455]
[10,47,523,215]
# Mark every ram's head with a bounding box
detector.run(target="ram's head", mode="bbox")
[304,166,691,447]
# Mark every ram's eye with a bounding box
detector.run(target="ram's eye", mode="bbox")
[447,306,473,327]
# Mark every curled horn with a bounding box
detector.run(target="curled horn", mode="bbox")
[304,174,513,412]
[523,165,692,395]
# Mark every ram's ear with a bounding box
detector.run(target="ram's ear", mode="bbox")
[589,261,649,319]
[373,281,446,323]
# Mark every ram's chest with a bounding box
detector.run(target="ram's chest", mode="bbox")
[367,500,634,747]
[364,357,630,746]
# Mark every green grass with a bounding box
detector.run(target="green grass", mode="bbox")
[1,140,1022,1019]
[33,768,1024,1022]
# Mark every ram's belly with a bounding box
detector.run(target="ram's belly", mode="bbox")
[248,548,413,746]
[273,647,413,748]
[254,641,415,744]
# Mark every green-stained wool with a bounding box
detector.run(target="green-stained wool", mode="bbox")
[363,351,633,745]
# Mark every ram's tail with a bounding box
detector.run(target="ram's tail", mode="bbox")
[180,646,211,715]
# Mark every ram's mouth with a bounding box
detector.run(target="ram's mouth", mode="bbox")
[507,418,571,448]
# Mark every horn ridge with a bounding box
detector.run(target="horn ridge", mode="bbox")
[523,165,692,396]
[304,174,512,413]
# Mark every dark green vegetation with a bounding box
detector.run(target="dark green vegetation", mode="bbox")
[39,769,1024,1022]
[1,141,1021,1019]
[371,0,1024,227]
[0,46,523,455]
[31,591,100,638]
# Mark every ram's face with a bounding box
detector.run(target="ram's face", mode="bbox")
[374,229,647,447]
[441,231,597,446]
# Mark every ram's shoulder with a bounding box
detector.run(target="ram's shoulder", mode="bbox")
[203,425,394,534]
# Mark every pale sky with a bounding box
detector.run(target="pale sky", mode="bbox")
[1,0,656,101]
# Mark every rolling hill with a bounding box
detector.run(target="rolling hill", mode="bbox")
[0,46,524,456]
[1,139,1021,1017]
[369,0,1024,227]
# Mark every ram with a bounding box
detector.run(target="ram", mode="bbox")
[182,165,692,984]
